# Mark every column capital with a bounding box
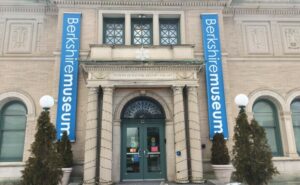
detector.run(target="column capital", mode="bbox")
[172,85,184,93]
[102,86,114,94]
[88,87,99,93]
[187,86,198,91]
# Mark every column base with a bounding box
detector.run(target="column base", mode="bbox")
[175,179,189,183]
[191,179,206,183]
[288,152,299,158]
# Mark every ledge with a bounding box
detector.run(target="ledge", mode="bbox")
[0,5,58,14]
[224,7,300,16]
[273,157,300,161]
[0,162,25,167]
[51,0,227,7]
[89,44,196,62]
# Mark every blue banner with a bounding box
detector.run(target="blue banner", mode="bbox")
[56,13,81,141]
[201,14,228,140]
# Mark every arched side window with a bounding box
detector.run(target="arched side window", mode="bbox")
[291,100,300,155]
[0,101,27,162]
[253,100,283,156]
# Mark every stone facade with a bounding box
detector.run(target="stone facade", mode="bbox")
[1,0,300,183]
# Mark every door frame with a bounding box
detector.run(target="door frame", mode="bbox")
[121,119,166,180]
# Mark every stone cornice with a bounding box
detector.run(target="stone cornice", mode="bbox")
[81,61,202,72]
[224,7,300,16]
[0,5,58,15]
[51,0,227,7]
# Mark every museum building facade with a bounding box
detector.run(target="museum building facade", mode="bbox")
[1,0,300,184]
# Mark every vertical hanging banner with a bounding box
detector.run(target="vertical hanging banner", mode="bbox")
[56,13,82,141]
[201,14,228,140]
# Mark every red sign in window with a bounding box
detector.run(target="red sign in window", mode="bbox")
[151,146,158,152]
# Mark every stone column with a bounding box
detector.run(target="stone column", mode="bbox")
[282,112,298,158]
[83,87,99,185]
[187,86,203,182]
[125,13,131,45]
[99,87,114,184]
[173,86,189,183]
[153,13,159,45]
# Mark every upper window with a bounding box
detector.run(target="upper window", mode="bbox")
[253,100,283,156]
[132,18,152,45]
[0,101,27,162]
[160,19,180,45]
[103,18,125,45]
[291,100,300,155]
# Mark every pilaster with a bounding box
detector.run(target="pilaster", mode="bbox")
[173,86,188,183]
[125,13,131,45]
[282,112,298,158]
[83,87,99,185]
[99,86,114,184]
[153,13,159,45]
[187,86,203,182]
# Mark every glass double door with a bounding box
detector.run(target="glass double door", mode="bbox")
[121,119,166,180]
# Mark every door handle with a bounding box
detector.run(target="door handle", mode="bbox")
[144,149,149,158]
[138,149,142,158]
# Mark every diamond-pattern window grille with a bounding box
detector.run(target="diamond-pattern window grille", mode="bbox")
[104,18,124,45]
[132,19,152,45]
[160,20,179,45]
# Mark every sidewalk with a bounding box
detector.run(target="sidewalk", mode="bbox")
[117,181,215,185]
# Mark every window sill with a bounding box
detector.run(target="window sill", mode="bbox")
[0,162,25,167]
[273,156,300,161]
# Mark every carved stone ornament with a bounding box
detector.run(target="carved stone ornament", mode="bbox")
[244,24,271,54]
[135,46,150,61]
[90,72,108,80]
[176,72,194,80]
[6,22,34,54]
[109,71,176,80]
[283,27,300,50]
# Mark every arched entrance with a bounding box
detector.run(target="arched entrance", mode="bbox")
[121,97,166,180]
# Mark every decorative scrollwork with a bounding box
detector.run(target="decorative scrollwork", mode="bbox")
[122,98,165,119]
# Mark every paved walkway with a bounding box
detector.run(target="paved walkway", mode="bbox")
[115,177,300,185]
[117,180,214,185]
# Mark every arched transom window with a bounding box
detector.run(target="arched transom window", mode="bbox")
[253,100,283,156]
[291,100,300,155]
[0,101,27,162]
[122,98,165,119]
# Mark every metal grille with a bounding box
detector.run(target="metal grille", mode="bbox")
[132,19,152,45]
[160,20,179,45]
[122,99,164,119]
[104,19,124,45]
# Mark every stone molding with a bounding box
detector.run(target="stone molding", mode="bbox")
[224,7,300,16]
[247,89,286,113]
[0,5,58,15]
[82,63,202,72]
[52,0,227,7]
[82,63,201,83]
[0,90,36,117]
[285,88,300,112]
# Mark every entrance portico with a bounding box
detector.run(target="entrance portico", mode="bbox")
[81,45,203,184]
